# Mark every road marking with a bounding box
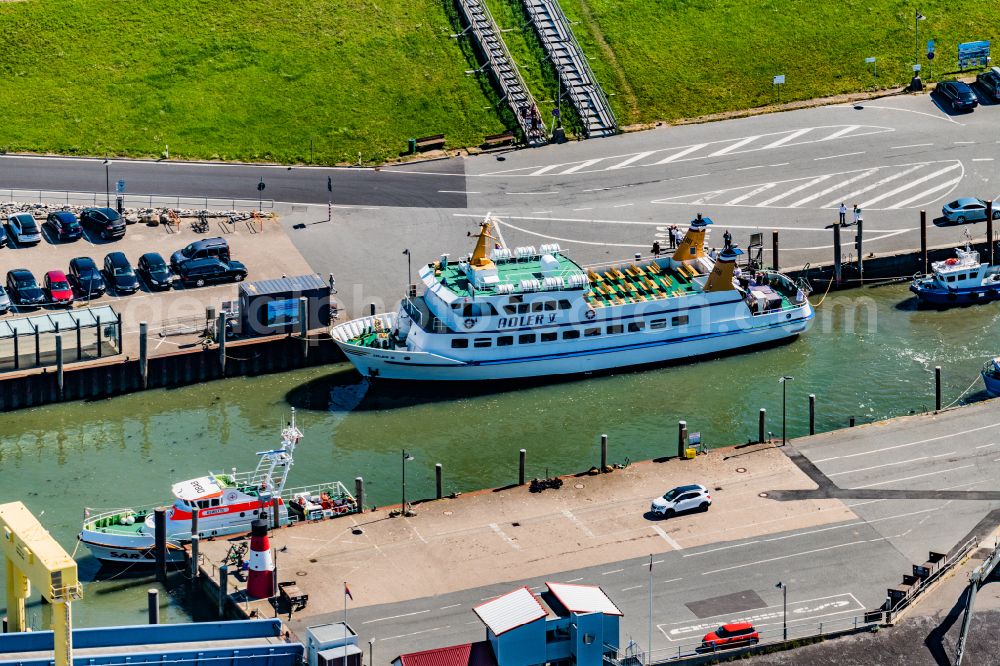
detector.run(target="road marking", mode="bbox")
[607,151,655,170]
[859,162,962,209]
[788,169,879,207]
[975,442,998,448]
[437,190,480,194]
[702,540,868,575]
[613,203,634,208]
[736,164,767,171]
[565,577,583,582]
[839,421,1000,459]
[529,164,561,176]
[362,609,431,624]
[562,509,597,539]
[757,174,832,206]
[683,540,759,558]
[761,128,813,149]
[380,626,447,641]
[622,585,643,592]
[725,183,778,205]
[931,451,957,458]
[853,464,975,488]
[863,103,962,125]
[891,143,934,149]
[651,525,683,550]
[654,143,708,165]
[814,151,865,161]
[572,207,594,211]
[602,568,624,575]
[954,141,975,144]
[820,125,860,141]
[439,603,461,610]
[559,159,603,175]
[529,210,552,214]
[822,163,927,208]
[662,577,683,584]
[886,175,962,209]
[827,455,929,477]
[973,158,995,162]
[489,522,520,549]
[709,135,760,157]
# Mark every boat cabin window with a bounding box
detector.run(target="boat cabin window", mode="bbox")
[473,338,492,348]
[584,327,601,337]
[946,275,957,282]
[508,295,523,304]
[453,303,497,317]
[519,333,536,344]
[672,315,690,326]
[650,319,667,329]
[541,332,558,342]
[558,300,572,310]
[497,335,514,346]
[562,329,580,340]
[606,324,624,335]
[628,322,645,332]
[451,338,469,348]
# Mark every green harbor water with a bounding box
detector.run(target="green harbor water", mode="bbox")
[1,283,999,628]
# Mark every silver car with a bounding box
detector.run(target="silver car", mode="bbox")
[0,285,11,314]
[7,213,42,245]
[942,198,999,224]
[650,484,712,518]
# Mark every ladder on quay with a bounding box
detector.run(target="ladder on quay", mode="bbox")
[455,0,548,147]
[521,0,618,138]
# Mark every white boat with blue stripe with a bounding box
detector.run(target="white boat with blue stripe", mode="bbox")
[330,214,814,381]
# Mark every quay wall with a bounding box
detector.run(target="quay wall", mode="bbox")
[0,334,344,413]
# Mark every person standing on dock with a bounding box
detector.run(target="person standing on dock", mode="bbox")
[839,202,847,226]
[853,205,862,227]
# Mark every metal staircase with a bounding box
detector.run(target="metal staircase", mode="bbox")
[455,0,548,147]
[521,0,618,137]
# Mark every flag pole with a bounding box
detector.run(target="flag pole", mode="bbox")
[647,554,653,665]
[344,582,348,666]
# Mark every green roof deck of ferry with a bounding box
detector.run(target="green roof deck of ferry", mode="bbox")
[437,254,585,296]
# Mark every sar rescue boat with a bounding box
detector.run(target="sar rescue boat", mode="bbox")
[78,410,356,565]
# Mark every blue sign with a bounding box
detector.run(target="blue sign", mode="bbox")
[115,179,125,194]
[958,40,991,69]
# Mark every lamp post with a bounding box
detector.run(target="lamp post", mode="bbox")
[401,450,415,517]
[776,581,788,641]
[914,10,926,66]
[103,159,111,207]
[402,249,411,288]
[779,376,793,445]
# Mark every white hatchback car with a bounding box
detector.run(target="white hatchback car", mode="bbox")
[7,213,42,245]
[650,484,712,518]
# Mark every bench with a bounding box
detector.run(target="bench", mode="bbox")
[414,134,446,152]
[482,131,515,148]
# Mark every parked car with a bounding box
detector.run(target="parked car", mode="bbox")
[46,211,83,241]
[170,237,231,271]
[44,270,74,306]
[941,197,1000,224]
[0,285,11,314]
[175,258,247,288]
[976,67,1000,102]
[0,223,7,248]
[5,269,45,306]
[79,207,126,240]
[67,256,107,298]
[103,252,140,294]
[700,623,759,651]
[650,484,712,518]
[137,252,174,290]
[7,213,42,245]
[936,80,978,112]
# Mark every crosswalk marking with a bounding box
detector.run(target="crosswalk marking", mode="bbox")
[709,136,760,157]
[607,151,655,169]
[822,164,927,208]
[757,175,832,206]
[858,163,962,209]
[760,128,812,150]
[725,183,778,205]
[529,164,561,176]
[559,159,603,175]
[820,125,860,142]
[789,169,879,207]
[654,143,707,165]
[887,176,963,209]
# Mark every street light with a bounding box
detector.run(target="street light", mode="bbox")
[400,450,415,517]
[779,376,793,445]
[103,159,111,207]
[914,10,926,66]
[402,249,411,289]
[776,581,788,641]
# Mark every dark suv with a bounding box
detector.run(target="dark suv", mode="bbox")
[175,258,247,287]
[47,211,83,241]
[68,256,107,298]
[80,207,126,240]
[976,67,1000,102]
[5,268,45,307]
[103,252,140,294]
[170,237,230,271]
[936,80,978,112]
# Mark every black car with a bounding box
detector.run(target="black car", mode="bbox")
[103,252,140,294]
[79,207,126,240]
[5,268,45,306]
[0,223,6,247]
[170,237,230,271]
[67,256,107,298]
[976,67,1000,102]
[936,80,978,112]
[137,252,174,290]
[175,258,247,287]
[46,211,83,241]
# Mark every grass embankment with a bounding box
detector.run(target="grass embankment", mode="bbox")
[560,0,1000,125]
[0,0,503,163]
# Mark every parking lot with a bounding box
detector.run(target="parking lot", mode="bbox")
[0,204,316,361]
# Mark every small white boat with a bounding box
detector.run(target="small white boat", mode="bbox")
[78,410,356,565]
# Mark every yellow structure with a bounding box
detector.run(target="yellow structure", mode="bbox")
[704,247,740,292]
[1,501,81,666]
[672,216,709,262]
[469,219,498,272]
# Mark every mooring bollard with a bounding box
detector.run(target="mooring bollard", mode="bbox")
[772,230,780,271]
[218,565,229,617]
[850,416,856,427]
[154,508,167,583]
[355,477,365,513]
[217,313,227,375]
[190,534,200,581]
[600,434,608,472]
[139,321,148,389]
[809,394,816,436]
[369,302,376,317]
[519,449,526,485]
[920,210,928,275]
[435,463,443,499]
[759,409,766,443]
[678,421,687,458]
[299,296,309,359]
[55,334,64,398]
[147,588,159,625]
[935,366,942,411]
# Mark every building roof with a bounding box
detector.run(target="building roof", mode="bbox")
[546,582,624,616]
[473,587,548,635]
[394,642,496,666]
[240,273,327,296]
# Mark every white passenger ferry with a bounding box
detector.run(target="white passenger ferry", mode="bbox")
[331,215,814,381]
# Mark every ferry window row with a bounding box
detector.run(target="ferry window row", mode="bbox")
[501,298,572,315]
[450,315,690,348]
[190,498,221,509]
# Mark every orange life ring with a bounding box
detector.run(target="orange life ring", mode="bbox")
[946,258,959,265]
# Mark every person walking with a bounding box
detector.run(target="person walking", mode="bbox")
[852,204,861,226]
[839,203,847,226]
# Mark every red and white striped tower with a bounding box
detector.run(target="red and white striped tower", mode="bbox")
[246,519,274,599]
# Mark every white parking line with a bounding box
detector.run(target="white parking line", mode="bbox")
[701,540,868,575]
[559,159,603,175]
[853,464,975,489]
[891,143,934,149]
[760,128,812,149]
[972,158,995,162]
[654,143,707,165]
[827,456,929,477]
[836,421,1000,459]
[788,169,879,207]
[757,175,832,207]
[652,525,684,550]
[821,125,860,141]
[362,609,430,624]
[489,522,520,550]
[859,163,962,209]
[821,163,927,209]
[814,151,866,161]
[725,183,778,205]
[886,175,962,210]
[709,136,760,157]
[607,151,655,170]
